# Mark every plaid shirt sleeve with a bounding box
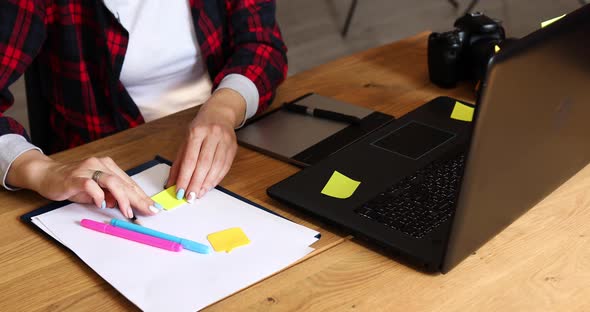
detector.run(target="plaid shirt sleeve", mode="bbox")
[213,0,288,114]
[0,0,47,140]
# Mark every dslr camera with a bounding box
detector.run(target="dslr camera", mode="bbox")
[428,12,506,88]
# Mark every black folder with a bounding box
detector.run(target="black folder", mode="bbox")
[21,156,320,248]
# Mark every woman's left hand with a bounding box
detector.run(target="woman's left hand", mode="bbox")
[166,88,246,203]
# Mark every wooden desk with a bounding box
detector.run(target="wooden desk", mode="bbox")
[1,32,588,311]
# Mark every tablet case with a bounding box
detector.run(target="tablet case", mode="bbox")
[237,93,395,167]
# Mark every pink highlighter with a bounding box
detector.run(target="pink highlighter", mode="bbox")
[80,219,182,252]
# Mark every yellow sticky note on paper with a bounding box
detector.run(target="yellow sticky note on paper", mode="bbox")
[151,186,186,211]
[541,14,566,28]
[321,171,361,199]
[450,101,474,122]
[207,227,250,253]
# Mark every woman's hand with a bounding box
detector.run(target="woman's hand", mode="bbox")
[7,150,162,218]
[166,88,246,203]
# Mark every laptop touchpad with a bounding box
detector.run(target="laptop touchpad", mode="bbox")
[372,121,455,160]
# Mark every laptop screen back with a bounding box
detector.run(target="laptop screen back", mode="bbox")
[442,5,590,272]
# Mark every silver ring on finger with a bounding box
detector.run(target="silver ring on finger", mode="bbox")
[91,170,104,186]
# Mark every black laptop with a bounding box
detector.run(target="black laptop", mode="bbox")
[267,5,590,272]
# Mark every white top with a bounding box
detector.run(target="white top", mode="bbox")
[0,0,260,190]
[103,0,258,122]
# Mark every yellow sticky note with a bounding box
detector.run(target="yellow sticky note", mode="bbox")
[541,14,566,28]
[151,186,186,211]
[321,171,361,199]
[207,227,250,253]
[450,101,474,122]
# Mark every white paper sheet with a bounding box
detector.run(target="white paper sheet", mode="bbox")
[32,163,319,312]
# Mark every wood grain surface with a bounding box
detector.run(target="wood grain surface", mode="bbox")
[1,32,587,312]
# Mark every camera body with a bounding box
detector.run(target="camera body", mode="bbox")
[428,12,506,88]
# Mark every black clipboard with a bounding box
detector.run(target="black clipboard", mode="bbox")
[20,155,321,250]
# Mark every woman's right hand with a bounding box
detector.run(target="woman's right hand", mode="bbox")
[6,150,161,218]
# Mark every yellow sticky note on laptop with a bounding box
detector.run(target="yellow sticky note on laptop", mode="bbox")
[541,14,566,28]
[321,171,361,199]
[450,101,474,122]
[151,186,186,211]
[207,227,250,253]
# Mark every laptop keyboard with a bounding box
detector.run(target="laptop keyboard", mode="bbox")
[354,153,465,238]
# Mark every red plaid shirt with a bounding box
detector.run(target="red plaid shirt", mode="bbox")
[0,0,287,154]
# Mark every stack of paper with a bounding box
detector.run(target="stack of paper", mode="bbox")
[31,164,319,312]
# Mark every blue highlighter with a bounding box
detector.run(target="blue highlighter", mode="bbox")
[110,219,211,254]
